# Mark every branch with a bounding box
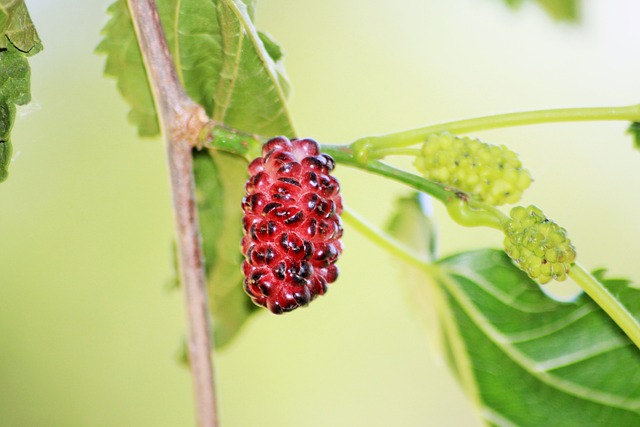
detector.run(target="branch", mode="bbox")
[126,1,218,426]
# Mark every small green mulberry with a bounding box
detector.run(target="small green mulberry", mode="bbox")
[414,132,531,206]
[503,205,576,284]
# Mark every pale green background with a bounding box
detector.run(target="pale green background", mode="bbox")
[1,0,639,426]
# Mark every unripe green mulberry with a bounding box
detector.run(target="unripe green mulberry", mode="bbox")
[503,205,576,284]
[414,132,531,206]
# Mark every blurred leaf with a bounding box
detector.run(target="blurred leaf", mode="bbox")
[435,249,640,426]
[385,192,441,354]
[499,0,579,22]
[386,192,437,261]
[193,150,258,348]
[627,122,640,151]
[0,41,36,182]
[258,31,283,62]
[96,1,160,136]
[0,1,42,54]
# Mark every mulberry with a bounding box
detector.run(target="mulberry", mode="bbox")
[241,136,343,314]
[503,205,576,284]
[414,132,531,206]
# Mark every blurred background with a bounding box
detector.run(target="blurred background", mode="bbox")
[2,0,640,425]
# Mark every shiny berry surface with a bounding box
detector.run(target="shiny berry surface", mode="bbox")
[241,136,343,314]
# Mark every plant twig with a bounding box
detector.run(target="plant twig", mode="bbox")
[351,104,640,157]
[126,1,218,426]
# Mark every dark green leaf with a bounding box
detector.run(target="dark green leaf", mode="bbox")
[0,1,42,54]
[436,249,640,426]
[0,138,10,181]
[498,0,579,22]
[0,98,15,140]
[0,44,30,105]
[0,42,36,182]
[193,150,257,348]
[627,122,640,151]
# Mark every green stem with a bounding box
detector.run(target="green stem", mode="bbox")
[200,124,264,160]
[341,206,431,271]
[569,263,640,350]
[368,147,422,158]
[352,104,640,157]
[323,145,454,203]
[323,145,505,231]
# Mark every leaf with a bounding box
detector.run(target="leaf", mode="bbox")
[626,122,640,151]
[435,249,640,426]
[0,137,10,181]
[96,1,159,136]
[0,44,30,105]
[386,192,437,261]
[498,0,579,22]
[97,0,294,137]
[592,269,640,324]
[0,1,42,54]
[193,150,258,348]
[384,192,443,354]
[0,41,36,182]
[200,0,295,136]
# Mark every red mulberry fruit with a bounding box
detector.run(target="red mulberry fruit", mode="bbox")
[241,136,343,314]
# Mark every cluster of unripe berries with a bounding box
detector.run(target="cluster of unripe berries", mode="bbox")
[241,136,343,314]
[412,132,575,283]
[414,132,531,206]
[503,205,576,284]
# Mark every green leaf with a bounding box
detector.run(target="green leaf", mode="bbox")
[0,42,35,182]
[592,269,640,324]
[627,122,640,151]
[386,192,437,261]
[0,138,10,181]
[181,0,294,135]
[435,249,640,426]
[0,44,30,105]
[97,0,294,137]
[96,1,160,137]
[193,150,258,349]
[0,1,42,54]
[498,0,579,22]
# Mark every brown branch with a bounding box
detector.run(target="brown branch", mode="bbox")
[126,1,218,426]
